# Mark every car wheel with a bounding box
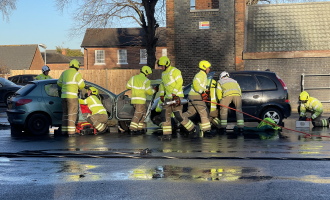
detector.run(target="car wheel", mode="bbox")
[5,93,14,106]
[261,108,283,125]
[26,113,50,135]
[119,121,130,132]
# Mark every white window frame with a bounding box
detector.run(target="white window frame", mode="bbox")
[117,49,128,64]
[94,50,105,65]
[139,49,147,64]
[162,48,167,57]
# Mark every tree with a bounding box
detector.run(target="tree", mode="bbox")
[56,0,165,69]
[0,0,17,21]
[56,46,84,56]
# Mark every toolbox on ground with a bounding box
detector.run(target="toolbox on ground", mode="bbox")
[76,122,97,135]
[296,121,310,128]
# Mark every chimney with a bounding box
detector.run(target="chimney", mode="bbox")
[62,48,67,56]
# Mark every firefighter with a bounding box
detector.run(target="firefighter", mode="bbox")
[217,71,244,133]
[126,66,157,135]
[208,79,221,130]
[158,56,197,141]
[182,60,212,137]
[57,59,85,136]
[35,65,52,80]
[79,87,108,134]
[298,91,328,127]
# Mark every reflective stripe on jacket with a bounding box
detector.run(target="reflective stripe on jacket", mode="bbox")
[300,97,323,119]
[159,66,184,100]
[209,79,217,112]
[35,74,52,80]
[217,77,241,99]
[126,73,154,104]
[57,68,85,98]
[189,70,207,96]
[79,95,107,115]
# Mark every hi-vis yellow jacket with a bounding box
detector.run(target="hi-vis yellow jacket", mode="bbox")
[159,66,184,100]
[300,97,323,119]
[35,74,52,80]
[79,95,107,115]
[217,77,241,100]
[57,68,85,98]
[189,70,207,96]
[209,79,218,112]
[126,73,154,104]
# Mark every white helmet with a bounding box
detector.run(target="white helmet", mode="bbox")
[42,65,50,73]
[219,71,229,79]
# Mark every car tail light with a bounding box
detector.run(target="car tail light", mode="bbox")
[285,99,289,103]
[276,74,287,90]
[16,99,32,106]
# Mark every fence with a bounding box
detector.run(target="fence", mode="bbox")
[10,69,163,95]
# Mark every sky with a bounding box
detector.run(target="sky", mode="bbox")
[0,0,139,52]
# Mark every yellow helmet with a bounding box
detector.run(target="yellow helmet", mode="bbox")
[157,56,171,68]
[300,91,309,101]
[199,60,211,70]
[70,59,80,69]
[89,87,98,95]
[141,66,153,76]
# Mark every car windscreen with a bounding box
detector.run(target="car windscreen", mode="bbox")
[0,78,17,86]
[15,83,37,96]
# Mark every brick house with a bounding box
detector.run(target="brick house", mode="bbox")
[80,27,167,70]
[167,0,330,111]
[37,49,85,70]
[0,44,44,71]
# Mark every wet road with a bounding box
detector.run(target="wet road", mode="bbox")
[1,108,330,199]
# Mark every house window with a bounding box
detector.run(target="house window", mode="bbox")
[95,50,105,64]
[162,49,167,56]
[191,0,219,10]
[117,49,128,64]
[140,49,147,64]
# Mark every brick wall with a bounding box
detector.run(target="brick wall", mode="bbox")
[235,0,245,71]
[84,46,166,70]
[245,58,330,112]
[29,48,45,70]
[167,0,237,85]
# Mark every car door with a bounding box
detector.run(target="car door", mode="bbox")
[115,90,135,120]
[228,74,262,121]
[42,82,63,120]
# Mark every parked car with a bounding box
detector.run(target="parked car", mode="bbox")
[0,77,22,105]
[8,74,38,86]
[149,70,291,127]
[7,79,159,135]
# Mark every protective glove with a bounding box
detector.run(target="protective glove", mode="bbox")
[205,90,210,96]
[154,86,159,93]
[201,91,208,101]
[160,96,164,102]
[172,94,180,106]
[299,116,307,121]
[306,117,312,121]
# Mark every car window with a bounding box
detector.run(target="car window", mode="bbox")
[45,83,60,97]
[256,75,277,90]
[10,77,18,83]
[22,76,35,83]
[16,83,37,96]
[0,83,3,87]
[232,75,257,91]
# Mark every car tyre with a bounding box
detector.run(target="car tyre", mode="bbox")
[118,121,130,132]
[26,113,50,135]
[5,93,14,106]
[261,107,283,125]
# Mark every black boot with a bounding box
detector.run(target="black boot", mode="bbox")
[158,134,172,141]
[219,128,226,135]
[189,126,199,138]
[96,127,108,135]
[130,130,141,135]
[203,130,215,137]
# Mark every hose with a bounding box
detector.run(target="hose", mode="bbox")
[203,100,330,139]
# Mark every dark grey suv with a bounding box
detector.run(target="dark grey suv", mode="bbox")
[8,74,38,86]
[151,70,291,126]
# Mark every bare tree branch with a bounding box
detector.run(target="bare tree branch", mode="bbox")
[0,0,17,21]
